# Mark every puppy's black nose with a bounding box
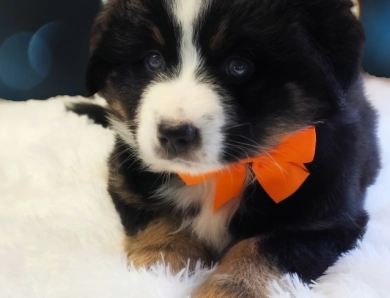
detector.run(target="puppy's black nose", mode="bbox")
[157,124,198,155]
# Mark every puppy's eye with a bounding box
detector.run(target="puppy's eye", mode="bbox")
[145,52,165,71]
[225,58,252,78]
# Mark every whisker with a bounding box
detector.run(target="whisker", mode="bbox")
[230,134,267,149]
[225,122,253,130]
[224,142,258,158]
[223,144,250,159]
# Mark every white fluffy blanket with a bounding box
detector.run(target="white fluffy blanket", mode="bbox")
[1,76,389,298]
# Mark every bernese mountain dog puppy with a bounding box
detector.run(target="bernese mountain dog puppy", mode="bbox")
[81,0,380,296]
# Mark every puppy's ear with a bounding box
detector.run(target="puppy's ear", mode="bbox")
[302,0,364,90]
[85,6,114,97]
[85,49,111,97]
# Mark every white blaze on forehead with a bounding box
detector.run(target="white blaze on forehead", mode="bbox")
[173,0,203,77]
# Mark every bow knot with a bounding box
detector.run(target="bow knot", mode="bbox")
[178,127,316,211]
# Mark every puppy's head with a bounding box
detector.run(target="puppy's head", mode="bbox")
[86,0,363,174]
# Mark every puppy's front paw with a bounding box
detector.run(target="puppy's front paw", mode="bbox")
[192,275,257,298]
[125,219,212,274]
[129,248,196,274]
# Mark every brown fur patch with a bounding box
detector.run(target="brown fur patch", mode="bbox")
[210,20,229,51]
[193,238,281,298]
[109,100,128,122]
[99,75,129,122]
[108,157,144,207]
[149,23,166,45]
[125,218,212,273]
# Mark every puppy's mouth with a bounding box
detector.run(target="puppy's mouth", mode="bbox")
[154,145,199,162]
[152,145,228,175]
[157,157,228,175]
[154,145,202,164]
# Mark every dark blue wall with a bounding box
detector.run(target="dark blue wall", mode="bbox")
[360,0,390,78]
[0,0,100,101]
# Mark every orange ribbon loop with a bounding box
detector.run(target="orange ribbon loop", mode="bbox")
[178,127,316,211]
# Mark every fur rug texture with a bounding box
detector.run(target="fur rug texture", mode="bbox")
[0,76,389,298]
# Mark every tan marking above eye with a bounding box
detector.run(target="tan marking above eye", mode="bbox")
[149,24,165,46]
[210,20,228,51]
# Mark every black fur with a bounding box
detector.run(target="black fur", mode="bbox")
[85,0,380,284]
[67,102,109,128]
[108,137,202,237]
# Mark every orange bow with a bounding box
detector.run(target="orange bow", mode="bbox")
[178,127,316,211]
